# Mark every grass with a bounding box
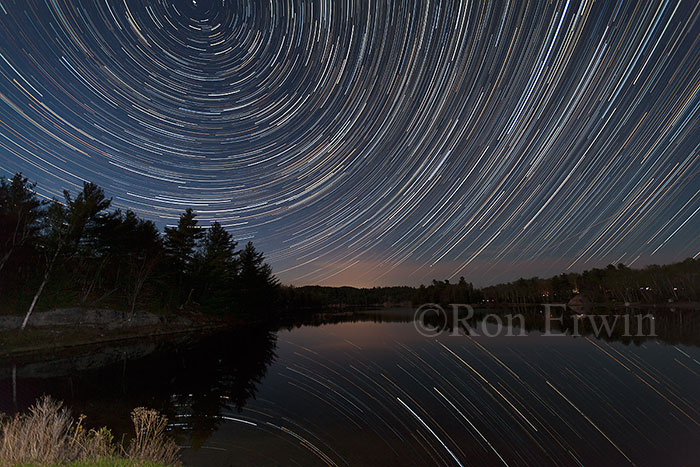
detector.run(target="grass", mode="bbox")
[61,459,171,466]
[0,397,181,466]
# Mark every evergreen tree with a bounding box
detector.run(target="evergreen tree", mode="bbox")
[22,182,111,329]
[163,208,203,306]
[94,209,162,312]
[197,221,238,312]
[0,173,43,275]
[237,241,278,312]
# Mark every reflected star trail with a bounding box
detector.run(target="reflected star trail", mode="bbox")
[0,0,699,286]
[177,317,700,466]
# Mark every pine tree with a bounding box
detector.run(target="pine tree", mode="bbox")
[237,241,278,312]
[163,208,203,306]
[0,173,43,274]
[197,221,237,312]
[22,182,111,329]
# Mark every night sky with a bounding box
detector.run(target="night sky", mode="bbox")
[0,0,699,287]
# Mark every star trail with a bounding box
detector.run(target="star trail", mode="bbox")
[0,0,699,286]
[172,315,700,465]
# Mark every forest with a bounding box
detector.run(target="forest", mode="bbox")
[280,261,699,308]
[410,260,699,306]
[479,260,699,304]
[281,258,700,308]
[2,173,698,322]
[0,173,278,323]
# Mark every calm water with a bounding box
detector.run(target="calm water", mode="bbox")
[2,308,700,466]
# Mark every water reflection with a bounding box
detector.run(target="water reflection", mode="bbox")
[417,306,700,347]
[1,308,699,466]
[164,328,278,448]
[0,326,277,444]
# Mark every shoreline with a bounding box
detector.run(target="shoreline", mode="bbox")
[0,308,259,362]
[0,322,228,361]
[2,301,697,361]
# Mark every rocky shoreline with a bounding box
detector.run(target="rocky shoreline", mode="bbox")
[0,308,233,362]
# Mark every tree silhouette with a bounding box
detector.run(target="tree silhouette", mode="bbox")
[0,174,284,321]
[92,209,163,312]
[22,182,111,328]
[163,208,203,307]
[237,241,278,313]
[0,174,43,275]
[195,221,238,312]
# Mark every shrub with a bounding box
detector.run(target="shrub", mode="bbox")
[127,408,180,465]
[0,396,180,466]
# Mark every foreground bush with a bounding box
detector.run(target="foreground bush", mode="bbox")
[0,396,180,466]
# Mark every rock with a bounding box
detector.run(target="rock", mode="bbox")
[0,308,162,330]
[0,315,22,330]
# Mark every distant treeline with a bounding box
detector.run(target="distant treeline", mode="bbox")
[280,260,699,308]
[278,285,417,309]
[0,173,278,321]
[480,260,699,304]
[278,277,482,309]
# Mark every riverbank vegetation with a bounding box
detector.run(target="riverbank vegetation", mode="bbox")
[0,173,278,323]
[0,396,179,466]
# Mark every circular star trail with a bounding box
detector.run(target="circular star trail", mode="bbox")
[0,0,699,286]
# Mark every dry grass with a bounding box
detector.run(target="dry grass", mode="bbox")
[0,396,71,464]
[0,396,180,466]
[127,408,180,466]
[68,415,117,461]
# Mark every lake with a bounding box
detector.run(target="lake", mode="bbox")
[2,307,700,466]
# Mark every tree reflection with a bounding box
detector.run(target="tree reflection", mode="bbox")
[3,306,700,453]
[165,326,277,448]
[413,306,700,347]
[0,326,278,449]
